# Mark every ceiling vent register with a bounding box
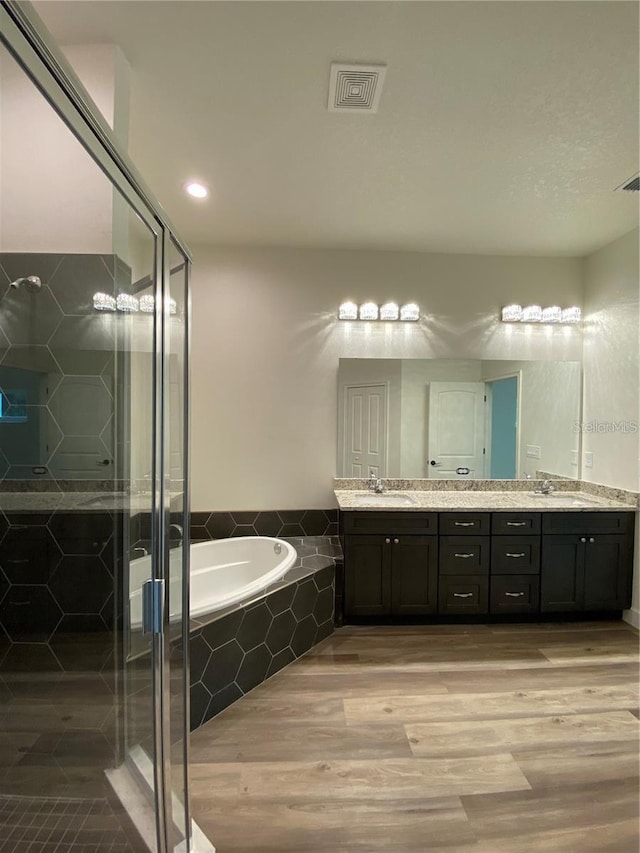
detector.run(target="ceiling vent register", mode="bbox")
[328,63,387,114]
[615,172,639,192]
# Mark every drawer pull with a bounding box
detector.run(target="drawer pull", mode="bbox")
[506,552,525,558]
[454,553,474,558]
[505,592,525,597]
[506,521,527,527]
[454,522,475,528]
[453,592,474,598]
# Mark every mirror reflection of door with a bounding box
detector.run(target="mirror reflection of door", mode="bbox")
[486,376,519,479]
[426,382,486,478]
[344,384,387,477]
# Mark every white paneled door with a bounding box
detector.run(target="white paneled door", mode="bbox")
[427,382,486,478]
[344,384,387,478]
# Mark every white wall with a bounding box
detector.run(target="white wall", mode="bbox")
[0,44,129,254]
[582,227,640,627]
[190,245,583,510]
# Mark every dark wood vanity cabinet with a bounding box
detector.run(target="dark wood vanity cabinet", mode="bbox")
[342,508,634,622]
[540,513,633,612]
[343,513,438,617]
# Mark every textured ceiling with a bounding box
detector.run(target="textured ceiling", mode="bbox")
[35,1,639,256]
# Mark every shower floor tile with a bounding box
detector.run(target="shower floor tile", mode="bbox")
[0,795,136,853]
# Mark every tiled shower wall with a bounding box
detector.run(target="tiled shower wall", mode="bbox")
[0,252,131,485]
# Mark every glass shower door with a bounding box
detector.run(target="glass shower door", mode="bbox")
[0,4,193,851]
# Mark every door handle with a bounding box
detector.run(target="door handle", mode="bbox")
[385,538,391,544]
[580,537,587,543]
[588,537,595,543]
[96,459,111,466]
[393,538,400,545]
[429,460,441,466]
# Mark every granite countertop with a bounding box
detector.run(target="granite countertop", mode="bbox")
[334,489,637,512]
[0,492,155,513]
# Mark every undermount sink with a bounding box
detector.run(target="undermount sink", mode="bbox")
[529,492,602,507]
[351,492,416,507]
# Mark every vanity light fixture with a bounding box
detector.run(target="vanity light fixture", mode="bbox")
[116,293,139,313]
[522,304,543,323]
[380,302,399,321]
[541,306,563,323]
[561,306,581,324]
[501,304,523,322]
[338,302,421,322]
[338,301,358,320]
[501,304,581,325]
[359,301,379,321]
[400,303,420,322]
[139,295,155,313]
[93,292,116,312]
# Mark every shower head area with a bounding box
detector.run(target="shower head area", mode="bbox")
[8,274,42,291]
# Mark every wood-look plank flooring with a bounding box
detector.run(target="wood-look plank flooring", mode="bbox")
[190,621,640,852]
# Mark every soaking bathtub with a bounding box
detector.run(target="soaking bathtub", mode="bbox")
[129,536,297,628]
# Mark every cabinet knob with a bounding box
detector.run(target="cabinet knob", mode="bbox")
[393,538,400,545]
[580,537,587,543]
[385,538,391,544]
[589,537,595,543]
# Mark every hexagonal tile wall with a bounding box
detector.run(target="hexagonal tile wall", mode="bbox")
[191,560,336,731]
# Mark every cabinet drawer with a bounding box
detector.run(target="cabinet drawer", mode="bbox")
[343,511,437,535]
[492,513,541,535]
[438,575,488,615]
[439,513,490,535]
[490,575,540,614]
[439,536,490,575]
[491,537,540,575]
[541,512,632,535]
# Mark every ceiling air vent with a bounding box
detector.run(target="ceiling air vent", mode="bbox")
[328,63,387,114]
[615,172,639,192]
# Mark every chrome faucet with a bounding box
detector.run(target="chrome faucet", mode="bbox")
[536,479,555,495]
[368,472,385,494]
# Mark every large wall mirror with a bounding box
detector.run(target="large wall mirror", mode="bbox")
[337,358,582,480]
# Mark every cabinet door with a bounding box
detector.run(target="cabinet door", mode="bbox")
[584,535,633,611]
[541,536,584,612]
[391,536,437,615]
[344,535,391,617]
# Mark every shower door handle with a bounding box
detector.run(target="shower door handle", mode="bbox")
[142,579,164,635]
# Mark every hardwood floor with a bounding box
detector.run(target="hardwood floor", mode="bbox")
[190,621,640,852]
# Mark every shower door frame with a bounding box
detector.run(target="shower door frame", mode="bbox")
[0,3,193,851]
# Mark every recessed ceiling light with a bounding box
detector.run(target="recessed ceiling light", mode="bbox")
[184,181,209,199]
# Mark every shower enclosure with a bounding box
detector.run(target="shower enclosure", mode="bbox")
[0,3,196,851]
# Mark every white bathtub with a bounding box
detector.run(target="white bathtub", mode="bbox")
[129,536,297,628]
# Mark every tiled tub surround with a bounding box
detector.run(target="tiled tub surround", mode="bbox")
[190,508,339,542]
[188,536,340,730]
